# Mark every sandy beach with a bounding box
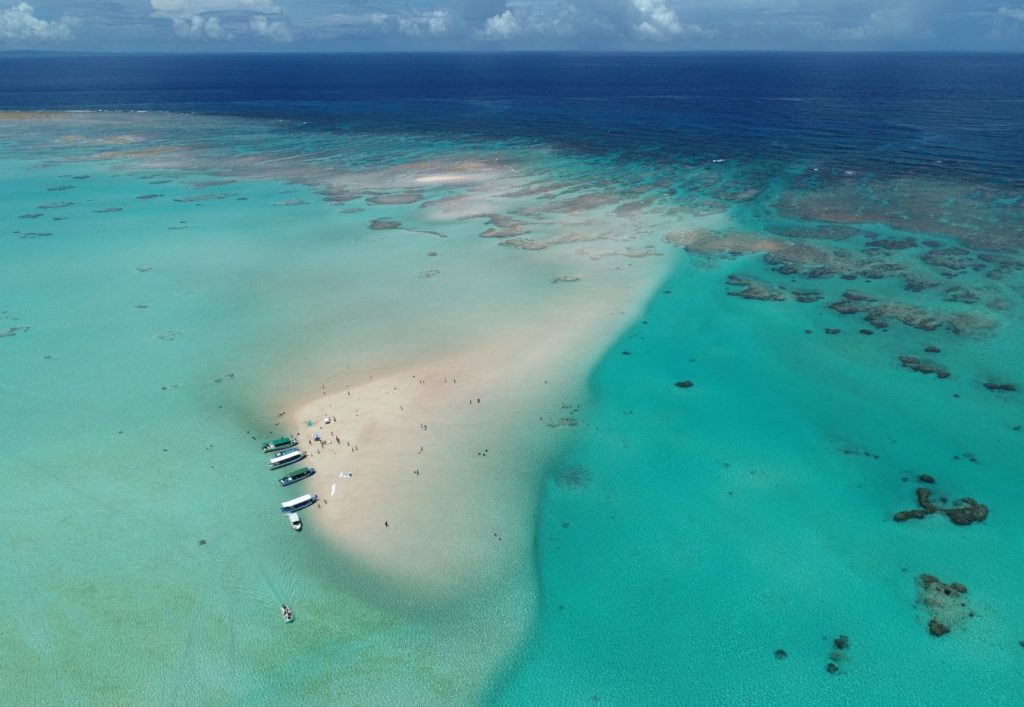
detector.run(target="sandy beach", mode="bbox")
[280,255,669,698]
[291,255,670,601]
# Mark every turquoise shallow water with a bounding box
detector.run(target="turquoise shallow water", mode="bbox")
[2,108,1023,704]
[0,120,563,702]
[493,255,1024,704]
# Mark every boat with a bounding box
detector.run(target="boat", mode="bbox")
[262,436,296,453]
[281,604,294,622]
[280,493,318,513]
[269,448,306,470]
[286,512,302,531]
[279,466,316,487]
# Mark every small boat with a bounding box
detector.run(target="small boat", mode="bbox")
[281,604,294,623]
[269,448,306,470]
[279,466,316,487]
[280,493,318,514]
[286,512,302,531]
[262,436,297,454]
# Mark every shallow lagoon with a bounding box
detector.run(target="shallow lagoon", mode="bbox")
[2,69,1023,704]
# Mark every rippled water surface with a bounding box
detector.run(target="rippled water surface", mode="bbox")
[2,53,1023,704]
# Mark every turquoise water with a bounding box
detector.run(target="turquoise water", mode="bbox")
[495,255,1024,703]
[2,108,1023,704]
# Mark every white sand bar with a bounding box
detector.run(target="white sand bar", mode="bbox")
[293,255,670,602]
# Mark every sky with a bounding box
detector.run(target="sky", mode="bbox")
[1,1,1023,51]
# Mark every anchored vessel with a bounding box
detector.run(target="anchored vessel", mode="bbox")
[286,512,302,531]
[281,493,318,513]
[269,448,306,470]
[279,467,316,487]
[262,437,297,453]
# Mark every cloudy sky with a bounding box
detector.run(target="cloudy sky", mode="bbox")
[2,1,1023,51]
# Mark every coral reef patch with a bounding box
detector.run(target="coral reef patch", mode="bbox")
[892,483,988,526]
[918,575,973,638]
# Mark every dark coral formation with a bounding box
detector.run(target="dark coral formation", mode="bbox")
[768,224,866,241]
[916,487,938,512]
[899,356,950,379]
[867,237,917,250]
[922,247,972,272]
[943,286,980,304]
[983,382,1017,393]
[773,174,1024,252]
[0,326,30,338]
[555,467,590,490]
[945,499,988,526]
[825,634,850,674]
[919,574,973,638]
[725,275,786,301]
[828,296,994,335]
[477,213,530,239]
[893,483,988,526]
[367,191,422,205]
[893,509,929,521]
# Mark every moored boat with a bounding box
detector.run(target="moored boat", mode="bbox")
[262,436,297,453]
[279,466,316,487]
[269,448,306,470]
[286,512,302,531]
[280,493,318,513]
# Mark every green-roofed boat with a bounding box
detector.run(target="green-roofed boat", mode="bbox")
[262,436,296,453]
[279,467,316,487]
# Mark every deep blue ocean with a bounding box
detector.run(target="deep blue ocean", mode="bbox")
[2,53,1023,705]
[3,52,1023,180]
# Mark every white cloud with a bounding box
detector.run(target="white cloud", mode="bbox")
[479,3,583,40]
[171,13,228,38]
[481,9,520,38]
[150,0,292,41]
[250,14,292,41]
[834,4,926,40]
[151,0,280,15]
[631,0,711,40]
[0,2,71,40]
[632,0,681,37]
[397,10,449,37]
[998,6,1024,21]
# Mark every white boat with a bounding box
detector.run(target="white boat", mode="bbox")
[287,512,302,531]
[281,493,318,513]
[269,448,306,470]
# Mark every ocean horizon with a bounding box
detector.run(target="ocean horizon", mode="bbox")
[2,52,1022,704]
